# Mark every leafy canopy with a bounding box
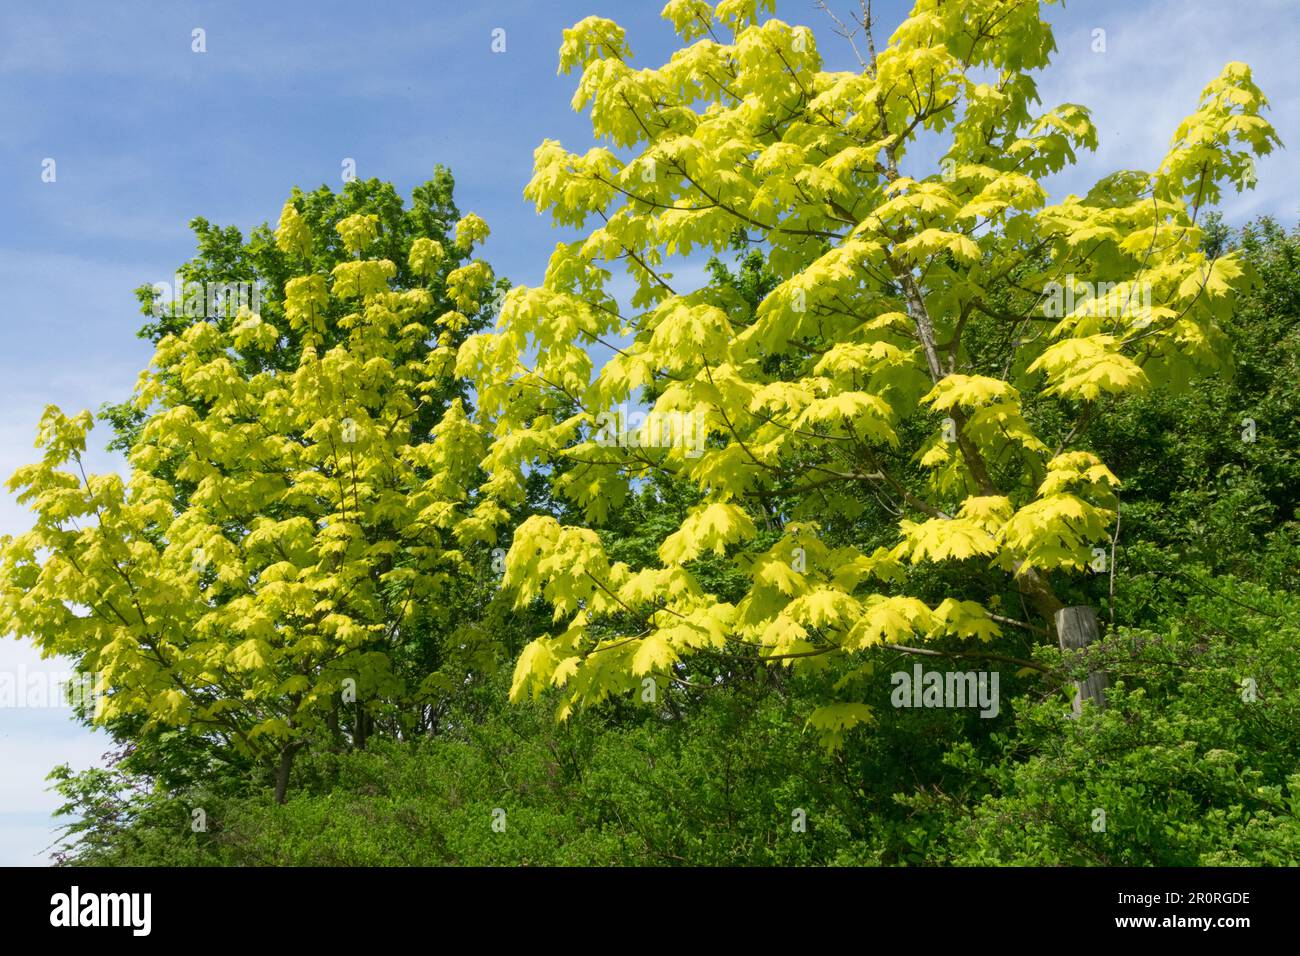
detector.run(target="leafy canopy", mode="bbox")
[454,0,1278,739]
[0,177,501,774]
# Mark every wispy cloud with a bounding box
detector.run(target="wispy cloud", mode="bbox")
[1038,0,1298,219]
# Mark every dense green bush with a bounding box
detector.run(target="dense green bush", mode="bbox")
[902,567,1300,865]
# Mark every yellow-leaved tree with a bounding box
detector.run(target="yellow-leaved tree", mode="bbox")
[456,0,1278,740]
[0,178,500,799]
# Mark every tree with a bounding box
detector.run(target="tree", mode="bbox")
[0,174,502,801]
[457,0,1280,739]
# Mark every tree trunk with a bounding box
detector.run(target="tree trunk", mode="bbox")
[355,707,369,751]
[1016,565,1065,623]
[273,744,299,805]
[326,703,342,752]
[1055,605,1108,716]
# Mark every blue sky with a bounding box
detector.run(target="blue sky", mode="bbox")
[1,0,1296,865]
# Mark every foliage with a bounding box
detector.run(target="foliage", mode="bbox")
[901,566,1300,865]
[53,558,1300,867]
[1,174,505,799]
[9,1,1297,868]
[454,0,1280,735]
[1089,216,1300,591]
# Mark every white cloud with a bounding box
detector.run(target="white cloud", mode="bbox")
[1038,0,1299,220]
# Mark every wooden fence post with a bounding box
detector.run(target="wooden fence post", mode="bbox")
[1055,605,1108,716]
